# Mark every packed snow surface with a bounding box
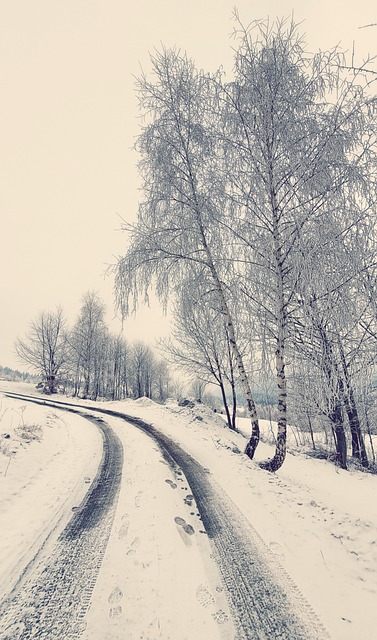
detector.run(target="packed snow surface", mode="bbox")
[1,381,376,640]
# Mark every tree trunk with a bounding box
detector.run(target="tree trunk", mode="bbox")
[343,389,368,467]
[46,374,56,394]
[260,332,287,472]
[219,378,233,429]
[306,412,316,450]
[205,255,259,456]
[180,125,259,456]
[329,400,347,469]
[364,406,376,465]
[216,292,259,450]
[226,333,237,430]
[231,380,237,430]
[337,343,368,467]
[83,374,90,399]
[187,139,260,457]
[316,323,347,470]
[260,187,287,472]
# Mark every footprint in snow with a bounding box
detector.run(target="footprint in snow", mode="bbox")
[212,609,229,624]
[119,515,130,539]
[126,537,140,555]
[183,524,195,534]
[108,587,123,620]
[174,516,195,535]
[165,479,178,489]
[196,584,215,607]
[108,586,123,604]
[134,491,142,508]
[269,541,285,560]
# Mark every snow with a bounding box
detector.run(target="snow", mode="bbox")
[81,415,234,640]
[1,380,377,639]
[0,386,102,602]
[108,399,377,640]
[133,395,158,407]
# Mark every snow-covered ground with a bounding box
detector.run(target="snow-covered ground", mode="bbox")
[1,381,376,640]
[0,388,102,603]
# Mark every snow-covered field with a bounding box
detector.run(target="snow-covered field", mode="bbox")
[1,380,376,640]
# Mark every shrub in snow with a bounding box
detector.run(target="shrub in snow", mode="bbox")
[14,423,43,443]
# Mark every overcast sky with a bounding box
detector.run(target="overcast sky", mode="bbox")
[1,0,376,370]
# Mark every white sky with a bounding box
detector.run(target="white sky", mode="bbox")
[1,0,376,369]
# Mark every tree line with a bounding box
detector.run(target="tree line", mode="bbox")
[115,15,377,471]
[15,291,173,403]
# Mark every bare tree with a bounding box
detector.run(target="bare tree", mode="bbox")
[70,291,107,398]
[131,341,156,398]
[154,358,172,402]
[105,334,131,400]
[190,378,208,402]
[162,278,240,429]
[15,308,67,393]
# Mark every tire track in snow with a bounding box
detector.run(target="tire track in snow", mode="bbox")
[0,400,123,640]
[3,393,330,639]
[134,421,330,640]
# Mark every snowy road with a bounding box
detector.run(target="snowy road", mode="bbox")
[0,407,123,639]
[0,393,329,640]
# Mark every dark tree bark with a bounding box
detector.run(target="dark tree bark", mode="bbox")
[337,342,368,467]
[329,399,348,469]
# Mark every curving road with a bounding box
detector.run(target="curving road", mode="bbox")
[0,402,123,640]
[0,392,330,640]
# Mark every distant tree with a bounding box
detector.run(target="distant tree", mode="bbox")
[131,341,156,398]
[0,365,38,383]
[154,358,172,402]
[70,291,107,398]
[104,334,131,400]
[190,378,208,402]
[171,378,187,402]
[15,308,67,393]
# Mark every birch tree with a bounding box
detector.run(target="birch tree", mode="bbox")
[219,16,377,470]
[290,177,377,468]
[162,278,240,429]
[115,48,261,457]
[116,18,376,471]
